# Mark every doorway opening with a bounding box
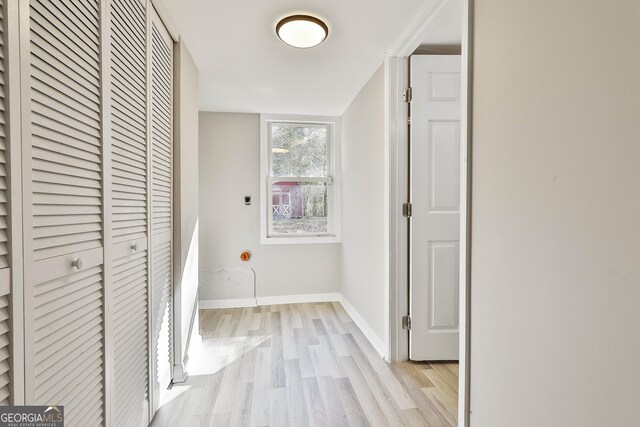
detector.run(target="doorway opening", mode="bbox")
[385,0,471,425]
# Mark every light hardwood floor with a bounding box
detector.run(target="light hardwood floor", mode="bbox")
[151,302,458,426]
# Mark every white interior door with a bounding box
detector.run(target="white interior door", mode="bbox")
[409,55,461,361]
[150,6,174,412]
[22,0,107,423]
[110,0,151,425]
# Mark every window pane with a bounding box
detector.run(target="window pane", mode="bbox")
[271,124,328,177]
[272,182,328,234]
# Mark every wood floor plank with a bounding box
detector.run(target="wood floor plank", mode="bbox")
[281,304,299,360]
[334,377,369,427]
[229,381,254,426]
[269,387,289,427]
[302,376,329,427]
[401,407,437,427]
[254,346,272,384]
[294,328,317,378]
[282,330,298,360]
[350,351,406,426]
[214,314,232,336]
[249,312,261,331]
[352,339,417,410]
[421,367,458,425]
[319,335,347,378]
[309,337,344,380]
[323,303,347,334]
[443,362,459,379]
[258,312,273,348]
[330,302,351,324]
[209,412,231,427]
[249,380,270,426]
[271,336,287,388]
[328,333,350,358]
[339,356,388,426]
[390,363,455,426]
[429,362,459,392]
[284,359,311,427]
[290,304,303,329]
[212,355,244,414]
[315,303,339,335]
[236,307,255,337]
[393,362,435,389]
[317,376,350,426]
[239,347,258,383]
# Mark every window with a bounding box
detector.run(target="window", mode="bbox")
[260,114,341,244]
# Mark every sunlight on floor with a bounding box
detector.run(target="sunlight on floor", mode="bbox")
[187,334,272,376]
[158,333,272,407]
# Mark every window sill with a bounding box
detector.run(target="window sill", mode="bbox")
[261,235,341,245]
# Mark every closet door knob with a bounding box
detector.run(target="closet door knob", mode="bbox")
[131,242,138,253]
[71,258,84,270]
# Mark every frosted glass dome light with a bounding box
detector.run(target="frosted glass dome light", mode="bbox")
[276,15,328,49]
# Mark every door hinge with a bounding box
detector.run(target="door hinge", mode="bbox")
[408,116,411,126]
[402,202,412,218]
[402,315,412,330]
[403,87,413,103]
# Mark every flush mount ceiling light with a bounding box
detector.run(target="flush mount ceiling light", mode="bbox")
[276,15,328,48]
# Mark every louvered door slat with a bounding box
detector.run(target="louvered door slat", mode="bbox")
[26,1,105,424]
[69,0,99,19]
[110,1,150,425]
[112,137,146,160]
[112,97,146,130]
[150,11,174,412]
[32,130,101,158]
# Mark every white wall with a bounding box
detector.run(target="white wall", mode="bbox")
[471,1,640,426]
[173,39,199,378]
[199,112,340,301]
[339,64,386,345]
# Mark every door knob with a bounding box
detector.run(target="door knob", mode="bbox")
[131,242,138,253]
[71,258,84,270]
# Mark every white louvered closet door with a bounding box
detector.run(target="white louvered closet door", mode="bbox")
[150,7,173,411]
[110,0,150,425]
[0,0,11,406]
[22,0,105,425]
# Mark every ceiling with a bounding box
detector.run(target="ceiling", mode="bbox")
[419,0,462,46]
[158,0,440,116]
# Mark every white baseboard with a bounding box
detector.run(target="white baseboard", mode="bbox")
[256,292,340,306]
[172,363,188,384]
[337,293,387,359]
[198,293,339,309]
[199,298,257,309]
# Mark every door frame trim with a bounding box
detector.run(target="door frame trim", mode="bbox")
[7,0,25,406]
[384,0,472,425]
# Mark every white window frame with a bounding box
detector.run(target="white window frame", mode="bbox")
[260,114,341,245]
